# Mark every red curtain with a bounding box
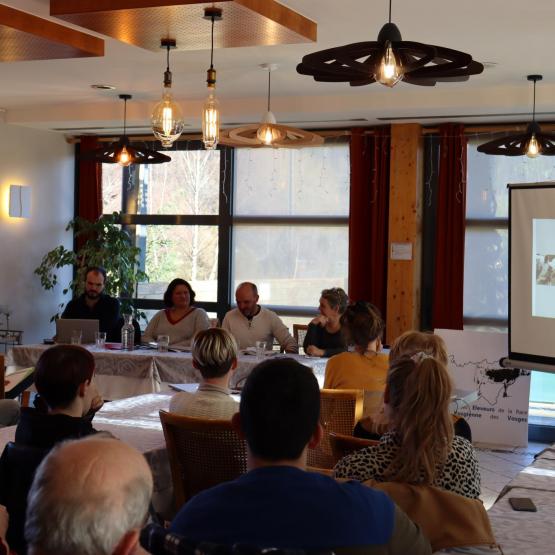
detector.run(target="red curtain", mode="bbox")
[432,123,467,329]
[78,136,102,222]
[348,127,390,318]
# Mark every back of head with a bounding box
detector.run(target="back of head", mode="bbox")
[35,345,95,410]
[385,354,454,484]
[389,331,449,365]
[240,358,320,461]
[340,301,384,348]
[25,437,153,555]
[192,328,238,379]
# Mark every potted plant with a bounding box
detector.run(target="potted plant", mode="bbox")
[34,212,148,321]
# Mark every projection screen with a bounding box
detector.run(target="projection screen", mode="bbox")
[509,182,555,372]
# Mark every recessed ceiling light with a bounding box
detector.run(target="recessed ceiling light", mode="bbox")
[90,84,116,90]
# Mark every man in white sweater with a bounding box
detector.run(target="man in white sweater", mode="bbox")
[222,282,298,353]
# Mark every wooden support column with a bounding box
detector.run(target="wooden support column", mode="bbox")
[386,123,423,343]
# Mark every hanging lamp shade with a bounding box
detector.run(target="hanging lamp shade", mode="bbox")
[151,38,185,147]
[296,0,483,88]
[478,75,555,157]
[220,64,323,148]
[83,95,171,165]
[201,7,222,150]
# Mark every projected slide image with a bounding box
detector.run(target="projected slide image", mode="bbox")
[532,219,555,317]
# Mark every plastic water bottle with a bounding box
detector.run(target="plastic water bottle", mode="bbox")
[121,313,135,351]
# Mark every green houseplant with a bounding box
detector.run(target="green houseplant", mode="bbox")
[35,212,148,321]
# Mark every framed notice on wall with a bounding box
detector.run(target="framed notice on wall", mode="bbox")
[436,329,531,448]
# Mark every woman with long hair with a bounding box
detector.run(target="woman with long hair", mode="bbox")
[334,353,480,499]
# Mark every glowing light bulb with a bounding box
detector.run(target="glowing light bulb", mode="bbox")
[526,134,540,158]
[151,89,185,148]
[375,41,403,87]
[202,91,220,150]
[117,145,132,167]
[256,111,285,146]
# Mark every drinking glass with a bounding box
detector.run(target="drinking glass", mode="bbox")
[71,329,82,345]
[255,340,266,361]
[95,331,106,349]
[157,335,170,352]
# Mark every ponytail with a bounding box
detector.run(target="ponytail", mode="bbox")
[384,355,454,484]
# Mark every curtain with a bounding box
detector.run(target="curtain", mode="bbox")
[78,136,102,222]
[348,126,390,319]
[432,123,467,329]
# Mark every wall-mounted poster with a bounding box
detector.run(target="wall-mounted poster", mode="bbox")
[436,329,531,448]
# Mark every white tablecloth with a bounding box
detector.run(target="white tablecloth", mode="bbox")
[9,345,327,400]
[0,393,174,518]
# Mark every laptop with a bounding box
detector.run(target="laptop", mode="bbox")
[56,319,99,344]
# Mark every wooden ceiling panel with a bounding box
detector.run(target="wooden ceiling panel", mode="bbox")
[50,0,316,52]
[0,4,104,62]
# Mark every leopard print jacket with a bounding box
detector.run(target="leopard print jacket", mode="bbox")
[333,431,481,499]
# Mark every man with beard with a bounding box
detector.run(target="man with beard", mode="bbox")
[61,267,120,335]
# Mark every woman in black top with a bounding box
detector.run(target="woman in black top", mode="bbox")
[303,287,349,357]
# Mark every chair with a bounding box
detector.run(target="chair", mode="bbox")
[293,324,308,350]
[307,389,364,469]
[0,442,49,555]
[329,431,379,465]
[159,410,247,510]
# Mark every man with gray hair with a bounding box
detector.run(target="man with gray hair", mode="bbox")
[222,282,297,353]
[25,436,152,555]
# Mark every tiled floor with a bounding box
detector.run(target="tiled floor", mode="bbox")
[476,441,547,509]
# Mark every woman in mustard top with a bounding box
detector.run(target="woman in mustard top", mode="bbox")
[324,302,388,417]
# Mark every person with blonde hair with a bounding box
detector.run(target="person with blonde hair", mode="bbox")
[334,354,481,499]
[169,328,239,419]
[324,301,388,418]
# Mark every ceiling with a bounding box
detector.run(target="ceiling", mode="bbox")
[2,0,555,135]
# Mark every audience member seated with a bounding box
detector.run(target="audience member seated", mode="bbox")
[170,358,431,554]
[142,278,210,349]
[324,301,388,418]
[13,345,102,449]
[169,328,239,419]
[356,330,472,441]
[25,436,153,555]
[333,353,481,500]
[303,287,348,358]
[222,282,297,353]
[0,401,19,428]
[61,266,120,335]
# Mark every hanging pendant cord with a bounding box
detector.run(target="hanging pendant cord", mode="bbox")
[123,98,127,136]
[532,79,537,122]
[267,71,271,111]
[166,44,170,73]
[210,15,215,69]
[388,0,392,22]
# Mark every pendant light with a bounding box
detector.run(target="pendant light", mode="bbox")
[151,38,185,148]
[83,95,171,166]
[297,0,483,88]
[220,64,323,148]
[201,7,222,150]
[478,75,555,157]
[256,64,285,146]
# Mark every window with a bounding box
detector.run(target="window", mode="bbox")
[231,143,350,319]
[101,139,350,326]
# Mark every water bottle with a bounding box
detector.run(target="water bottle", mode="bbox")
[121,313,135,351]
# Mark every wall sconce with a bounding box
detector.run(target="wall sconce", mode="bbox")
[9,185,31,218]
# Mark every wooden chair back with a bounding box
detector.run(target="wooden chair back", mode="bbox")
[159,410,247,511]
[328,431,380,465]
[293,324,308,349]
[307,389,364,469]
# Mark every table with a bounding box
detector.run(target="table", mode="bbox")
[0,393,174,518]
[9,345,327,400]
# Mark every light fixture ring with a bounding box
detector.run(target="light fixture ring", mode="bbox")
[203,7,223,20]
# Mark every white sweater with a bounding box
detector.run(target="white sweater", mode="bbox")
[142,307,210,348]
[222,307,297,353]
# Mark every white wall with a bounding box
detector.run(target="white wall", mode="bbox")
[0,123,74,344]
